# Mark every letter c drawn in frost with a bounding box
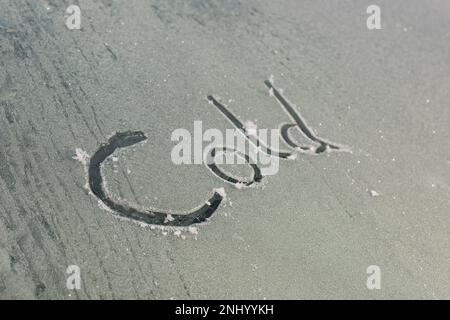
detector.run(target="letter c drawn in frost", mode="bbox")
[88,131,224,227]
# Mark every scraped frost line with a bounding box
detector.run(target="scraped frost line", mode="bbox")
[83,131,225,228]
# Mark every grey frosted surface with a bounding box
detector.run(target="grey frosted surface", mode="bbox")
[0,0,449,299]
